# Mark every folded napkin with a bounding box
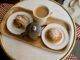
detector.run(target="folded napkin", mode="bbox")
[63,0,80,25]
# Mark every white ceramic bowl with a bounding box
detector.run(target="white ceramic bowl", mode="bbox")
[7,12,33,35]
[41,23,69,50]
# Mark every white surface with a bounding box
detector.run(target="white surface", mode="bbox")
[1,0,75,60]
[41,23,69,50]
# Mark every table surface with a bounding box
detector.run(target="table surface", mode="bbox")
[0,0,80,60]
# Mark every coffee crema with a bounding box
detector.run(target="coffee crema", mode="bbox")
[13,15,29,29]
[34,6,49,18]
[45,29,62,44]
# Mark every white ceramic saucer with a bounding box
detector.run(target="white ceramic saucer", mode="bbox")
[1,0,75,60]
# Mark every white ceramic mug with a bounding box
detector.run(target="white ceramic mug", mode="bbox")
[33,5,50,25]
